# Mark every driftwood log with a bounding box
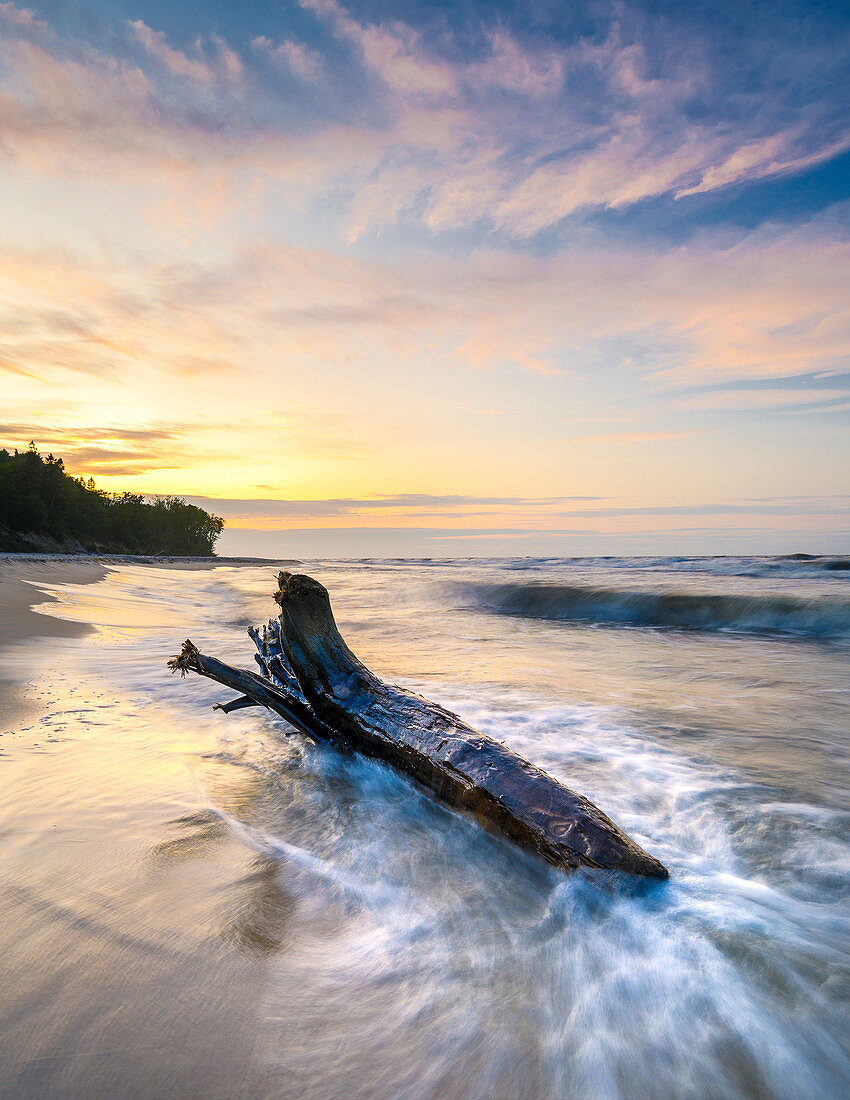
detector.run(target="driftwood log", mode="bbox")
[169,572,668,879]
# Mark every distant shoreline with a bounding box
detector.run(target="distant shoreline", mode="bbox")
[0,553,286,565]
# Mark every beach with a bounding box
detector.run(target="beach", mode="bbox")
[1,554,849,1098]
[0,556,276,1097]
[4,0,848,1094]
[0,558,107,735]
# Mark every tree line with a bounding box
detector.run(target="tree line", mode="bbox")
[0,444,224,556]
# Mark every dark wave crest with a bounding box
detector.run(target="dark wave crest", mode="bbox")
[466,582,850,638]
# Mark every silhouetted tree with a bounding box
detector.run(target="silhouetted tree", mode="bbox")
[0,446,224,555]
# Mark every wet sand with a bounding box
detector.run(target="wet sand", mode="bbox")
[0,555,254,651]
[0,558,108,734]
[0,555,230,729]
[0,558,274,1098]
[0,558,110,647]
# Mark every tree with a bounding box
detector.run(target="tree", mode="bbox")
[0,445,225,555]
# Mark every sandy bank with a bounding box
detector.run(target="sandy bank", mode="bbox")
[0,559,109,650]
[0,552,285,651]
[0,554,287,731]
[0,558,110,732]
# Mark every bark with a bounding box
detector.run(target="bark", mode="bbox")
[169,571,668,880]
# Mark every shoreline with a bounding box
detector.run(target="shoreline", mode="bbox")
[0,551,294,658]
[0,553,282,565]
[0,554,290,732]
[0,560,113,652]
[0,558,109,734]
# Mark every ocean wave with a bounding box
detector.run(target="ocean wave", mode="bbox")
[465,582,850,637]
[725,555,850,577]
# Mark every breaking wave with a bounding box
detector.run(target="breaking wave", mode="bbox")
[466,582,850,638]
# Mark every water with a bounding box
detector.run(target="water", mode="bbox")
[1,556,849,1098]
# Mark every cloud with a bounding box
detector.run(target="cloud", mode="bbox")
[0,421,233,478]
[211,34,243,83]
[470,30,564,98]
[292,1,848,238]
[54,446,175,476]
[0,2,44,30]
[171,492,850,540]
[0,2,845,244]
[553,501,850,518]
[0,2,846,549]
[570,430,707,446]
[216,510,850,559]
[300,0,457,96]
[676,131,850,198]
[0,244,248,385]
[129,21,214,84]
[673,388,849,412]
[252,35,322,81]
[126,23,242,86]
[183,493,607,521]
[0,423,179,443]
[2,213,849,418]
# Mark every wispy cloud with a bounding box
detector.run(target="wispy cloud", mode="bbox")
[173,493,850,539]
[184,493,606,521]
[0,2,44,30]
[0,2,846,241]
[1,1,848,550]
[0,421,227,478]
[129,21,215,84]
[251,35,323,81]
[2,218,848,420]
[300,0,457,96]
[676,131,850,198]
[570,430,707,447]
[0,423,179,443]
[674,388,849,412]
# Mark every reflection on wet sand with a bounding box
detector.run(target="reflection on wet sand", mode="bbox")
[220,858,296,957]
[149,787,297,959]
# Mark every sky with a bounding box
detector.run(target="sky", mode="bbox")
[1,0,848,557]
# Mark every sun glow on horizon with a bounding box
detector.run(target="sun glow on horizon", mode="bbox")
[1,0,849,555]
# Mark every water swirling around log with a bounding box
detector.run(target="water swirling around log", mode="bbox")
[2,556,849,1098]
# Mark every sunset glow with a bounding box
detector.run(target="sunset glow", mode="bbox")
[2,0,848,555]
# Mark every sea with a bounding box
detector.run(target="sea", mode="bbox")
[1,554,849,1099]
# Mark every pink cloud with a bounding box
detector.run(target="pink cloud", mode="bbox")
[674,389,850,415]
[252,36,322,81]
[4,220,848,402]
[0,2,45,30]
[211,34,243,82]
[470,30,564,98]
[129,20,213,84]
[0,4,843,245]
[301,0,456,95]
[676,129,850,198]
[0,11,847,396]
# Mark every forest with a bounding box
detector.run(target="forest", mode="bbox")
[0,445,224,555]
